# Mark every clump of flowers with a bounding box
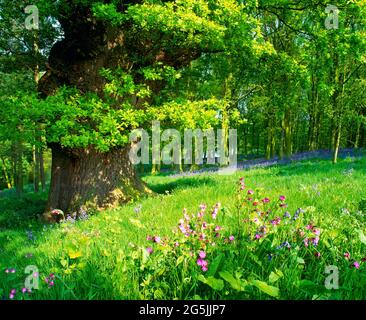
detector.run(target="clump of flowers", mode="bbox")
[45,273,55,288]
[144,202,234,274]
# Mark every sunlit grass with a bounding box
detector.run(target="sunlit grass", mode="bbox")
[1,156,366,300]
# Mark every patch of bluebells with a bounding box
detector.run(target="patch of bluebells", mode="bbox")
[26,230,36,242]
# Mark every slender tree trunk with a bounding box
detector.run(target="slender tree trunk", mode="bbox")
[283,108,292,158]
[14,142,24,196]
[33,145,40,193]
[332,116,342,164]
[355,119,361,149]
[39,149,46,192]
[1,157,12,189]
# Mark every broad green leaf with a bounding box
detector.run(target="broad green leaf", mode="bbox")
[269,269,284,284]
[206,253,223,277]
[219,271,245,291]
[296,257,305,264]
[198,275,224,291]
[357,229,366,245]
[251,280,280,298]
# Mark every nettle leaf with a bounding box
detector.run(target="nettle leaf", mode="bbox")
[198,275,224,291]
[250,280,280,298]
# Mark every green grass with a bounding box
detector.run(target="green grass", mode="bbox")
[1,156,366,300]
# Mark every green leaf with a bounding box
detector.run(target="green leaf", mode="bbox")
[198,275,224,291]
[251,280,280,298]
[296,257,305,264]
[176,255,185,266]
[219,271,245,291]
[269,269,284,284]
[206,253,223,277]
[357,229,366,245]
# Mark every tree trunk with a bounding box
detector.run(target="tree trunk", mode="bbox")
[46,144,150,214]
[39,149,46,192]
[14,142,23,196]
[33,145,40,193]
[1,157,12,189]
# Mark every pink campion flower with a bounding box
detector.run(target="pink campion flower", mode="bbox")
[253,201,259,206]
[10,268,15,273]
[299,230,305,237]
[253,217,258,223]
[214,226,222,232]
[354,261,360,269]
[184,213,191,221]
[304,238,309,247]
[212,205,219,219]
[146,235,153,241]
[279,195,286,202]
[174,242,179,247]
[21,288,27,294]
[199,234,206,241]
[179,225,187,234]
[33,272,39,278]
[201,266,208,272]
[255,234,261,239]
[247,189,254,195]
[199,251,206,259]
[146,247,153,255]
[279,203,287,208]
[229,235,235,241]
[199,204,207,211]
[344,252,350,259]
[247,197,253,201]
[313,229,321,236]
[314,252,321,258]
[5,269,9,273]
[10,289,16,295]
[306,224,313,230]
[9,294,15,299]
[312,236,320,246]
[154,236,161,243]
[239,177,244,181]
[240,185,245,190]
[202,222,207,229]
[262,198,270,203]
[215,233,220,238]
[197,258,204,266]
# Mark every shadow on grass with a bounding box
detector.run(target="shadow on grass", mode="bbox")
[146,176,217,194]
